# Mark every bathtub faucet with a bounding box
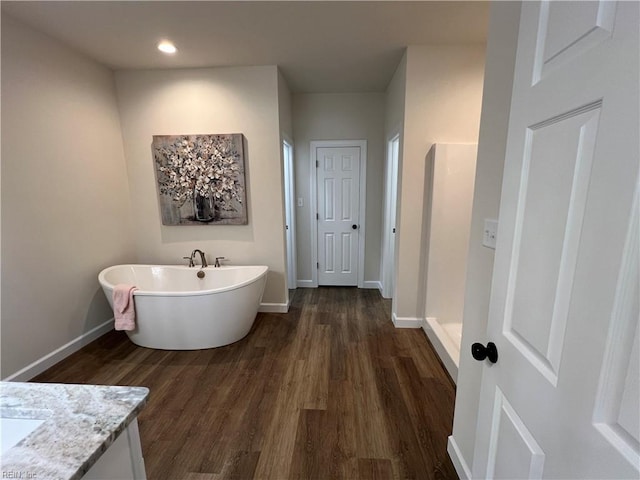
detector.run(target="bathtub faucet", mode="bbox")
[190,249,208,268]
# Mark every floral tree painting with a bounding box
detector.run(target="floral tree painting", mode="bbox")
[152,134,247,225]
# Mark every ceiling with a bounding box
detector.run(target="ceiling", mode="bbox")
[1,1,489,93]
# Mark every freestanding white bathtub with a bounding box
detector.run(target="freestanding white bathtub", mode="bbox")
[98,264,268,350]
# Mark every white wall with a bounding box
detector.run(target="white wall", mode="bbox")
[1,15,136,378]
[278,70,293,142]
[394,45,486,322]
[114,66,288,306]
[450,2,522,475]
[384,54,407,141]
[292,93,385,286]
[424,144,477,326]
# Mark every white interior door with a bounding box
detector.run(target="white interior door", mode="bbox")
[317,146,361,286]
[472,1,639,478]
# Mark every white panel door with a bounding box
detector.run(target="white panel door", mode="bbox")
[317,146,360,286]
[471,1,639,478]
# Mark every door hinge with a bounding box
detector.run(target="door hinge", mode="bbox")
[316,213,319,220]
[317,262,319,269]
[316,160,319,168]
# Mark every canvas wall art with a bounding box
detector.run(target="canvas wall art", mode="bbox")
[152,134,247,225]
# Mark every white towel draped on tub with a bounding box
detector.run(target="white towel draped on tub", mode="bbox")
[113,284,138,331]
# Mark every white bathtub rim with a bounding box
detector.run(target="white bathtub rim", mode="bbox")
[99,264,269,297]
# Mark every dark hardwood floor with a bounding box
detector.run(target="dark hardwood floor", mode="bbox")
[34,287,458,480]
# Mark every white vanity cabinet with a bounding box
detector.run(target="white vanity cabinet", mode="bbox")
[83,419,146,480]
[0,382,149,480]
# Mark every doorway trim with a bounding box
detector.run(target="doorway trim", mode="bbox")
[381,132,400,299]
[282,136,297,292]
[310,139,367,288]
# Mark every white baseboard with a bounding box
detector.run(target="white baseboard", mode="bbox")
[361,280,381,290]
[297,280,382,292]
[3,318,115,382]
[448,436,472,480]
[259,303,289,313]
[391,313,423,328]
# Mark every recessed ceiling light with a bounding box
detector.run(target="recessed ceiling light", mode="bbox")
[157,41,177,54]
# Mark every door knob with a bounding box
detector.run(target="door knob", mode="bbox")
[352,224,358,230]
[471,342,498,364]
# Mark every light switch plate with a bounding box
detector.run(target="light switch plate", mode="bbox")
[297,197,304,207]
[483,219,498,249]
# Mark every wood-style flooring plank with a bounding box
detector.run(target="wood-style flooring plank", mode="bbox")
[252,359,306,479]
[33,287,458,480]
[301,324,330,410]
[346,343,395,460]
[329,379,359,478]
[358,458,394,480]
[289,408,336,480]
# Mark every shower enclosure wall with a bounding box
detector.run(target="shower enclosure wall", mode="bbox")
[421,144,477,382]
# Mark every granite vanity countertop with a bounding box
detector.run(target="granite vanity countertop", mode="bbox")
[0,382,149,480]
